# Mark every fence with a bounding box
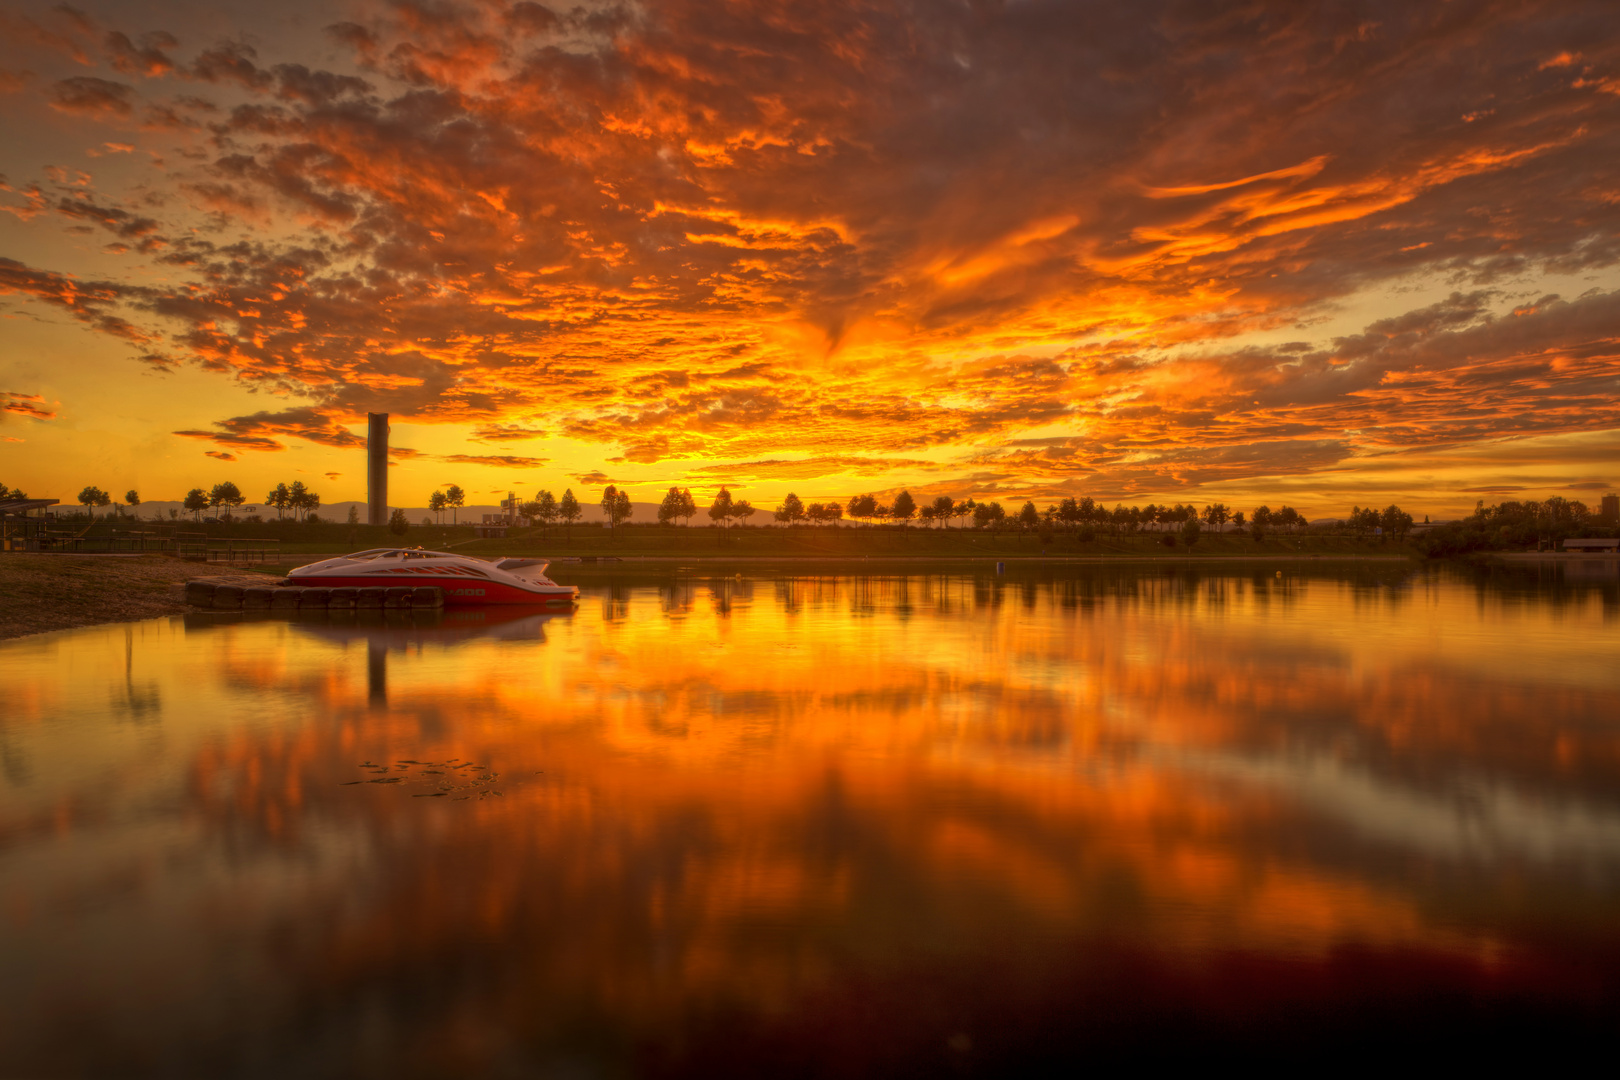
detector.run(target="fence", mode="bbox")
[201,539,281,564]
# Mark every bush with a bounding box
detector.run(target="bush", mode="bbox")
[1161,533,1177,547]
[388,508,409,536]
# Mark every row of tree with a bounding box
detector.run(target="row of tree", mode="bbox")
[264,482,325,521]
[24,477,1430,545]
[427,485,467,523]
[1414,496,1605,556]
[484,483,1347,541]
[75,486,141,520]
[767,490,1314,537]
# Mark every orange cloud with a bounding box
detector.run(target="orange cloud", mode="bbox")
[1,392,56,421]
[1,1,1618,506]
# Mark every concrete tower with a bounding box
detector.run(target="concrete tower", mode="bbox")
[367,413,389,526]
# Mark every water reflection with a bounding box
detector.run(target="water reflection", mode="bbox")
[2,563,1618,1073]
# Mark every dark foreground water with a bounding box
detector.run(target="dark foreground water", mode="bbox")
[2,561,1618,1076]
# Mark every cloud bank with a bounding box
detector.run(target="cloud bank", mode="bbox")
[1,0,1618,499]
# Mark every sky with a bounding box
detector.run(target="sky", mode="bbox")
[2,0,1619,517]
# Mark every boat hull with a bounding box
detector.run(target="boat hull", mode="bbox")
[286,573,578,606]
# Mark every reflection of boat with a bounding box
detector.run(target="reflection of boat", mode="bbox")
[287,548,579,606]
[182,605,570,644]
[292,606,567,646]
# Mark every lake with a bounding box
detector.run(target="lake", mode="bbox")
[2,561,1618,1075]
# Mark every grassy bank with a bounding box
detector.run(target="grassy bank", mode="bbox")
[0,555,221,641]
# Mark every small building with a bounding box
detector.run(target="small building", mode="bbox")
[476,501,530,538]
[1562,537,1619,553]
[0,498,60,552]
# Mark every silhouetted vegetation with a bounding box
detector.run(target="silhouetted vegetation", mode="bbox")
[1414,497,1607,557]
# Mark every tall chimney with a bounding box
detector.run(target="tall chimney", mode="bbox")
[367,412,389,526]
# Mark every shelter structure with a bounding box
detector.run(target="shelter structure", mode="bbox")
[0,498,60,552]
[1562,537,1619,553]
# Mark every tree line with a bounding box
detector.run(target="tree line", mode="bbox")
[1414,496,1607,557]
[494,483,1394,548]
[24,474,1436,547]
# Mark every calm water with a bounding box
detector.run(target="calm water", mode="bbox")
[2,562,1618,1075]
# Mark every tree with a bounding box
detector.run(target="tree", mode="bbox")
[389,508,409,535]
[266,483,291,520]
[734,499,756,524]
[847,493,878,524]
[558,488,581,536]
[125,490,140,519]
[775,492,805,525]
[183,488,209,521]
[445,484,465,524]
[1181,517,1202,545]
[678,487,697,526]
[930,495,954,527]
[954,499,975,527]
[1232,510,1246,528]
[601,486,633,530]
[708,486,735,527]
[535,489,558,531]
[347,505,360,526]
[1014,500,1037,529]
[78,485,110,520]
[520,499,542,521]
[659,486,684,525]
[973,501,1006,529]
[287,481,309,521]
[209,481,245,520]
[1348,505,1381,538]
[429,490,447,523]
[808,501,843,526]
[891,490,916,525]
[291,484,319,522]
[1381,504,1414,540]
[1252,505,1274,530]
[1202,503,1229,532]
[1277,506,1301,532]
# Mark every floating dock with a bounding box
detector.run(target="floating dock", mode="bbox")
[185,576,445,612]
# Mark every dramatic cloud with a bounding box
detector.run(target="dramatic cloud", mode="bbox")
[1,392,56,421]
[2,0,1619,504]
[48,76,135,117]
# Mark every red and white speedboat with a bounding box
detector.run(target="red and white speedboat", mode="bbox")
[288,548,579,606]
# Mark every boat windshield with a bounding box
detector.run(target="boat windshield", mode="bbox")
[343,548,451,561]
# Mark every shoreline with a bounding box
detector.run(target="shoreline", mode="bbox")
[2,551,1419,642]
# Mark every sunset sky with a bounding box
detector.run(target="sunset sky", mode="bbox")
[2,0,1618,516]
